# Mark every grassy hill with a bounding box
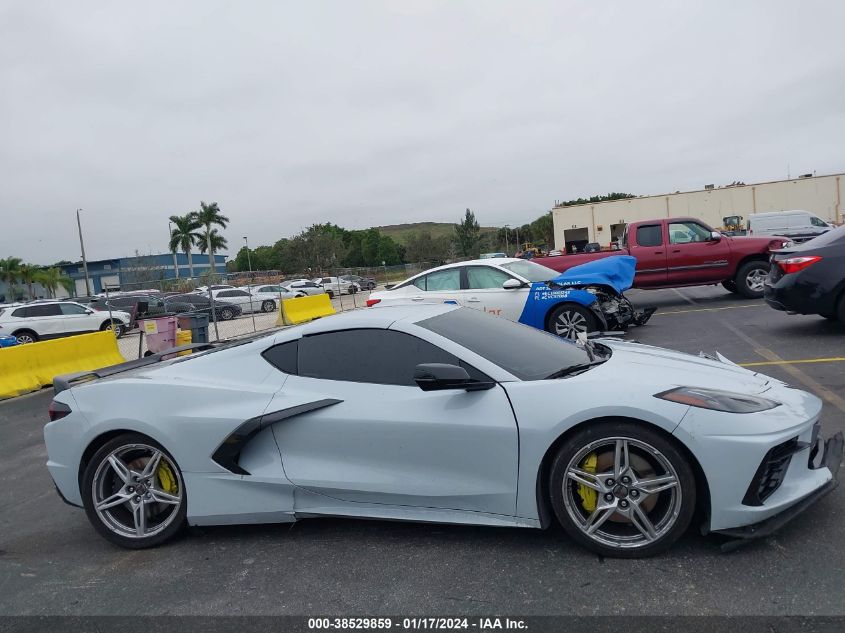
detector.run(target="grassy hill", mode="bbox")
[375,222,498,245]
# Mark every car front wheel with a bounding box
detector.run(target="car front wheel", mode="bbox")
[547,303,597,340]
[81,433,186,549]
[261,300,276,313]
[734,260,770,299]
[549,420,696,558]
[220,307,235,320]
[101,321,124,338]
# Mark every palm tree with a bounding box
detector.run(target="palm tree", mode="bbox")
[169,213,202,279]
[0,257,23,299]
[197,228,228,260]
[192,201,229,275]
[18,263,40,300]
[38,267,75,298]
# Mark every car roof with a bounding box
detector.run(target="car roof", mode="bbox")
[278,303,457,339]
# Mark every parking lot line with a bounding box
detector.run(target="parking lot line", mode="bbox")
[651,303,762,316]
[740,357,845,367]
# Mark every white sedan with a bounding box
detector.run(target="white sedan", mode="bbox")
[280,279,327,296]
[311,277,361,297]
[209,288,289,314]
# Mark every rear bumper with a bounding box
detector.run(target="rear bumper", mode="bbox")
[714,431,842,547]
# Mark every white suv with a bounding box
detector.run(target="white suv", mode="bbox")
[0,301,131,344]
[311,277,361,297]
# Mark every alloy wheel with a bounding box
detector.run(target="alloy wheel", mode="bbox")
[553,310,588,339]
[91,443,183,539]
[745,267,767,293]
[15,333,35,344]
[562,437,682,550]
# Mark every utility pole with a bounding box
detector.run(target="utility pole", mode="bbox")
[244,236,257,332]
[504,224,510,256]
[169,221,179,279]
[76,209,91,296]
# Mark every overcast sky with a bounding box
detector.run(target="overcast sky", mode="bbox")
[2,1,844,264]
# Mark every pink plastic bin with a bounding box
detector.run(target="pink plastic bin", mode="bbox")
[139,316,178,354]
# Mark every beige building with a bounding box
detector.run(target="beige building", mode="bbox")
[552,172,844,251]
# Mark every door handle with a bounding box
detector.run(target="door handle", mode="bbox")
[672,249,680,253]
[467,297,481,302]
[411,296,424,301]
[654,251,663,255]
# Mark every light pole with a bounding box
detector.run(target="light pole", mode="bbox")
[168,221,179,279]
[504,224,510,256]
[76,209,91,296]
[244,236,257,332]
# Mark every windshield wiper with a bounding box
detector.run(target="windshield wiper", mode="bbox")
[545,360,605,380]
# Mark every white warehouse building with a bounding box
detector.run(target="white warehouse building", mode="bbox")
[552,172,844,252]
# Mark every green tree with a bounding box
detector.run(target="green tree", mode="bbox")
[555,192,636,207]
[234,246,252,272]
[169,213,202,279]
[192,201,229,275]
[454,208,481,257]
[38,267,75,298]
[361,229,381,266]
[18,264,40,300]
[0,257,23,292]
[376,235,401,265]
[530,212,555,250]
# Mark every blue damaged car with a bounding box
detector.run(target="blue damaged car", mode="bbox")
[367,255,655,339]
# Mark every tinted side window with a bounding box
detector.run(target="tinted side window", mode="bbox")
[424,268,460,291]
[297,329,487,387]
[12,307,28,318]
[636,224,663,247]
[29,304,62,317]
[466,266,512,289]
[60,303,89,315]
[262,340,299,374]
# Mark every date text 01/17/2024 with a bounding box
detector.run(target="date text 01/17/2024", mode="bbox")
[307,617,528,630]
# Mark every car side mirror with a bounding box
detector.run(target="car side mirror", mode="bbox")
[85,309,94,314]
[414,363,494,392]
[709,231,722,241]
[502,278,523,290]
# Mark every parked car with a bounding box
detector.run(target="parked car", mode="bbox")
[367,256,654,339]
[210,288,283,314]
[244,284,306,298]
[479,252,507,259]
[280,279,326,296]
[45,303,841,556]
[764,225,845,322]
[340,274,377,290]
[194,284,236,294]
[103,294,169,319]
[540,217,791,299]
[748,210,832,243]
[165,294,242,321]
[311,277,360,297]
[0,300,131,343]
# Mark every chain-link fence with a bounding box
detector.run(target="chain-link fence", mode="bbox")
[88,262,435,360]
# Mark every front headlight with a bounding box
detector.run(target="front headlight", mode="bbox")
[654,387,780,413]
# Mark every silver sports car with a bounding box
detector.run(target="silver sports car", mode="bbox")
[45,304,841,557]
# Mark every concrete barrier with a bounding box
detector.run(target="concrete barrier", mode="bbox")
[0,332,125,400]
[276,294,336,326]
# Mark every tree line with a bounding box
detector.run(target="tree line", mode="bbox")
[0,257,75,301]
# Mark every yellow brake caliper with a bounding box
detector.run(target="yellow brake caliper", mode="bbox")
[577,452,598,512]
[156,461,178,495]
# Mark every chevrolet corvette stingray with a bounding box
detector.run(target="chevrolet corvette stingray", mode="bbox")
[45,304,841,557]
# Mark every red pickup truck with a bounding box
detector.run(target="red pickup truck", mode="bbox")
[540,217,791,298]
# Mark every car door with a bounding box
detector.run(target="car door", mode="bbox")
[264,330,519,515]
[412,267,462,304]
[26,303,66,338]
[665,220,731,284]
[217,289,254,312]
[626,223,668,286]
[59,302,97,333]
[460,265,528,321]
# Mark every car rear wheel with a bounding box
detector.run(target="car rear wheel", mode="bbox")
[81,433,186,549]
[12,330,38,344]
[220,307,235,320]
[100,320,124,338]
[261,299,276,313]
[549,420,696,558]
[734,260,770,299]
[547,304,597,340]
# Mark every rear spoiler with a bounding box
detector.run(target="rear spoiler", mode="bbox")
[52,342,220,395]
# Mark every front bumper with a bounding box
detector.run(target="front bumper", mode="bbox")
[714,431,842,549]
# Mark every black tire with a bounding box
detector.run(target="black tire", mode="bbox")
[100,320,124,338]
[734,260,770,299]
[81,432,187,549]
[367,282,376,290]
[838,293,845,324]
[546,303,598,340]
[721,280,738,293]
[326,290,334,299]
[347,286,356,295]
[261,300,276,313]
[220,307,235,321]
[12,329,39,344]
[549,420,696,558]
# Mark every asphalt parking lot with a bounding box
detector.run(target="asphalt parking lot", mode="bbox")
[1,285,844,616]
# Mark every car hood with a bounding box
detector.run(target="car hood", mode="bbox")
[548,255,636,293]
[601,339,775,394]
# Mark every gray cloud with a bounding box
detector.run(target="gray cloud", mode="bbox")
[1,0,844,263]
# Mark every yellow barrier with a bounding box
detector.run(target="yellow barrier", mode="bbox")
[176,330,192,356]
[276,293,336,326]
[0,331,126,400]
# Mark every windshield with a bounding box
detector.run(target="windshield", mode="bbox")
[417,307,595,380]
[500,260,559,282]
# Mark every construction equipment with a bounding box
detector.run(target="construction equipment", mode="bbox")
[720,215,746,235]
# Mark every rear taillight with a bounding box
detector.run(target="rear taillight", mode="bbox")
[366,299,381,307]
[776,255,822,275]
[48,400,71,421]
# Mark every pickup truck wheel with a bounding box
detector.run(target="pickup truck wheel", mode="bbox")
[547,304,597,340]
[721,280,738,293]
[735,261,770,299]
